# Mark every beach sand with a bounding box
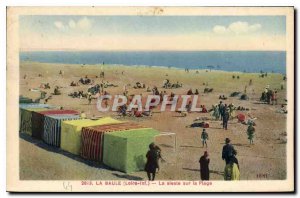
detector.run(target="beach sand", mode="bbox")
[19,61,287,180]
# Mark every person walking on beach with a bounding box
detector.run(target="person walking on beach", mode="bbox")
[222,138,237,164]
[247,123,255,144]
[219,101,225,121]
[199,151,210,180]
[201,129,209,148]
[222,107,230,130]
[145,143,160,181]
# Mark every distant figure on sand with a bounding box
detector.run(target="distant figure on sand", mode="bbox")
[219,101,225,121]
[211,104,220,120]
[247,123,255,144]
[222,107,230,130]
[271,91,277,105]
[145,143,160,181]
[199,151,210,180]
[201,129,209,148]
[80,111,87,119]
[54,86,61,95]
[88,93,92,105]
[222,138,237,164]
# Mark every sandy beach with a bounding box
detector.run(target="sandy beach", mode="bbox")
[19,61,287,181]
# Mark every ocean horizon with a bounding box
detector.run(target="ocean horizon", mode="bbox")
[20,51,286,74]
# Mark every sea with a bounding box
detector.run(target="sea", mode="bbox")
[20,51,286,74]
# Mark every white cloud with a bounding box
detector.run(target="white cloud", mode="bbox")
[54,21,64,29]
[77,17,92,30]
[213,25,227,34]
[68,20,76,29]
[213,21,262,34]
[66,17,92,30]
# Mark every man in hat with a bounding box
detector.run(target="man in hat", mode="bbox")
[222,138,237,164]
[201,129,209,148]
[199,151,210,180]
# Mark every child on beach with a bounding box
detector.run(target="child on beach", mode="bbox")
[201,129,209,148]
[247,123,255,144]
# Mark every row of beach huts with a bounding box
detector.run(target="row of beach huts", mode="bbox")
[19,102,160,173]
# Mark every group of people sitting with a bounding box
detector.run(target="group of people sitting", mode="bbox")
[117,104,152,118]
[162,79,183,89]
[70,81,79,86]
[68,90,87,98]
[40,83,51,89]
[219,95,227,100]
[133,82,146,89]
[187,89,200,95]
[79,77,93,85]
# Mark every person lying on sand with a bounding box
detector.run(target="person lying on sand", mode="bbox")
[276,104,287,114]
[70,81,78,86]
[186,121,209,128]
[219,95,227,100]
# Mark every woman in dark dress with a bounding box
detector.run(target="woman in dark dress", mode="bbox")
[145,143,159,181]
[199,151,210,180]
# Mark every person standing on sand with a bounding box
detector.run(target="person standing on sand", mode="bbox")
[247,123,255,144]
[201,129,209,148]
[88,93,92,105]
[224,155,240,181]
[219,101,225,121]
[222,138,237,164]
[222,107,230,130]
[199,151,210,180]
[145,143,160,181]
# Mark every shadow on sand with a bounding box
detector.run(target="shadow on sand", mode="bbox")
[182,168,224,176]
[180,145,202,149]
[219,142,251,148]
[112,173,143,180]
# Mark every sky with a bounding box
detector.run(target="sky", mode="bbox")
[19,15,286,51]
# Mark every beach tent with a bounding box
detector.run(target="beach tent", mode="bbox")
[81,122,145,162]
[19,96,33,104]
[19,104,54,132]
[61,117,123,155]
[103,128,160,173]
[31,110,79,139]
[19,103,51,109]
[43,114,81,147]
[19,108,49,135]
